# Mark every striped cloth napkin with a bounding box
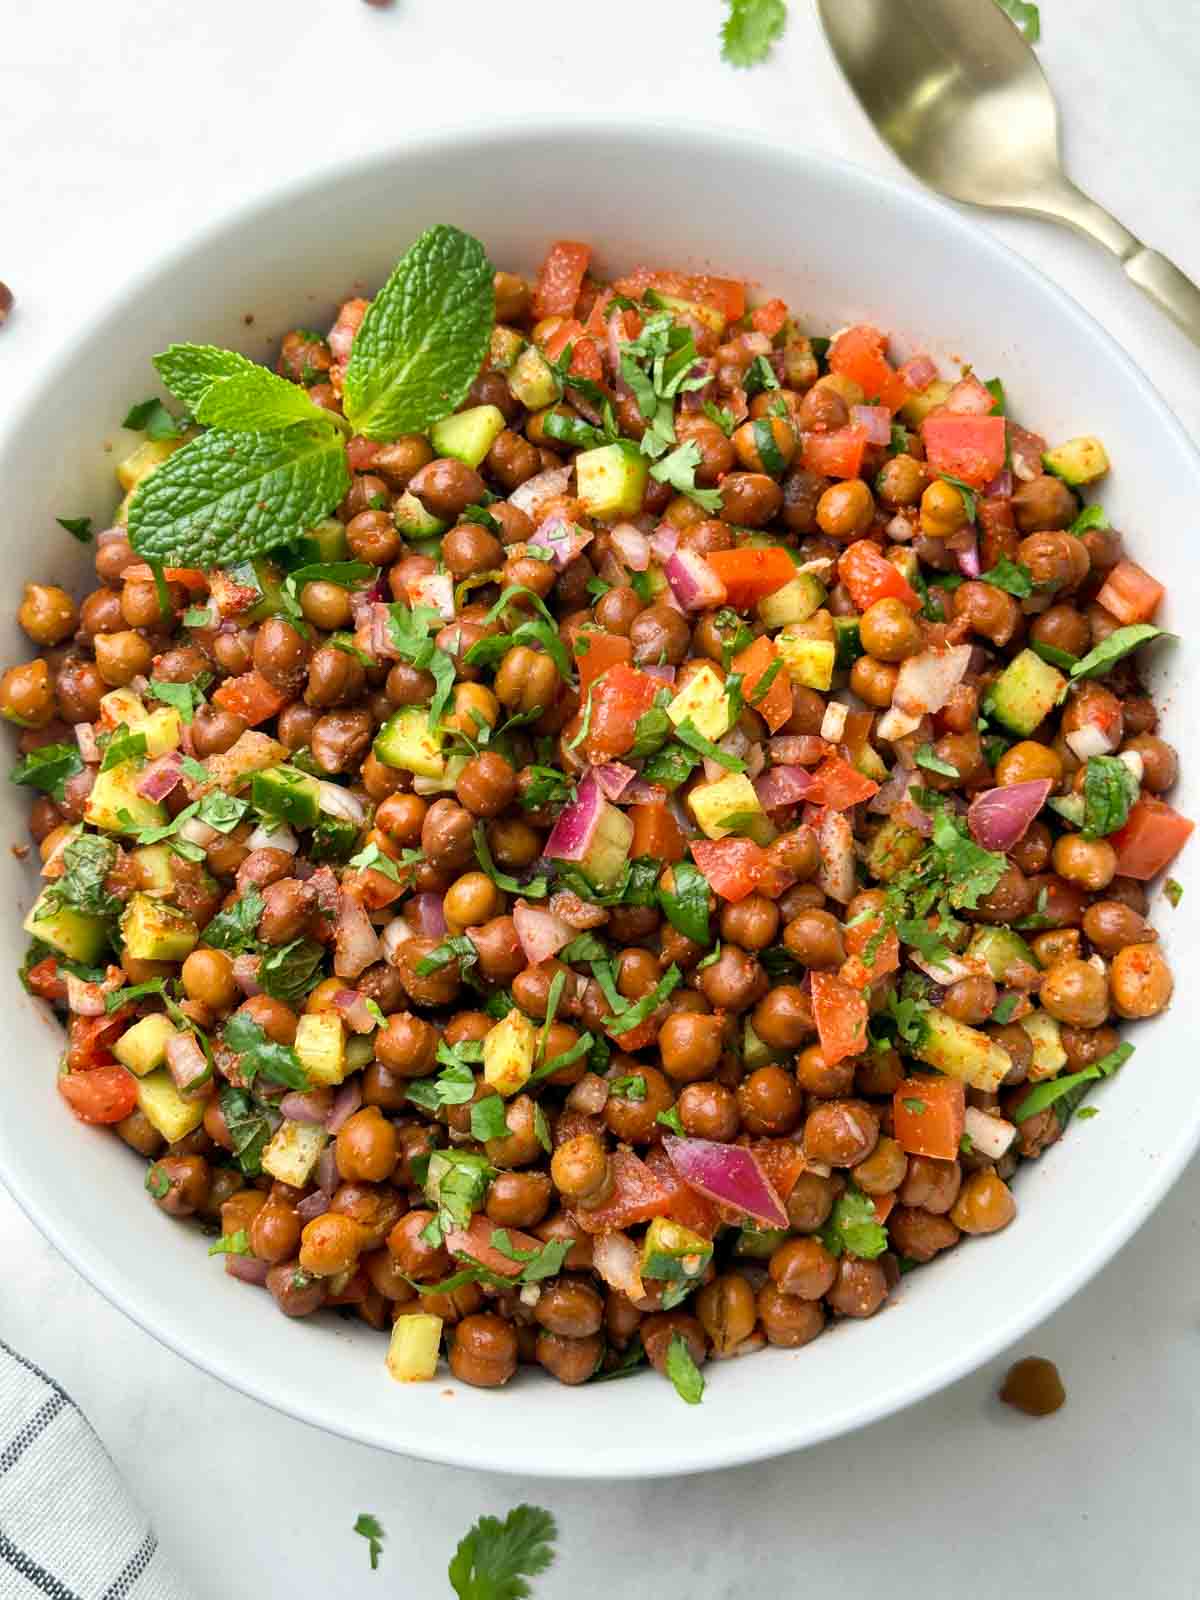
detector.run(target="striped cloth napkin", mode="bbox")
[0,1339,190,1599]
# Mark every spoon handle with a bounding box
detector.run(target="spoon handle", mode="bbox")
[1037,178,1200,347]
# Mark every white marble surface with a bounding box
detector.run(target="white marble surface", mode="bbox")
[3,1,1200,1594]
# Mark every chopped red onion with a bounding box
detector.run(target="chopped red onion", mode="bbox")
[610,523,650,572]
[620,778,668,806]
[280,1090,334,1124]
[591,1231,645,1301]
[225,1255,270,1286]
[411,892,447,938]
[315,1143,338,1194]
[963,1106,1017,1159]
[899,353,938,391]
[851,404,891,445]
[327,1078,363,1134]
[380,915,414,965]
[407,572,454,621]
[74,723,100,763]
[513,900,573,966]
[956,535,982,579]
[232,953,262,997]
[65,974,106,1016]
[317,782,366,824]
[592,762,636,802]
[754,765,815,811]
[649,524,679,563]
[537,513,593,570]
[137,752,185,802]
[296,1191,331,1224]
[549,890,609,930]
[509,465,572,518]
[165,1032,208,1094]
[640,663,676,686]
[1066,722,1116,761]
[984,467,1013,499]
[943,374,994,414]
[768,735,830,766]
[893,644,972,718]
[815,806,856,904]
[334,890,383,978]
[545,773,605,862]
[361,602,402,662]
[665,549,728,612]
[332,989,377,1034]
[663,1136,788,1229]
[968,779,1053,851]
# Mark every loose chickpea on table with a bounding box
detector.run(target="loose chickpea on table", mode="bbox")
[7,228,1191,1404]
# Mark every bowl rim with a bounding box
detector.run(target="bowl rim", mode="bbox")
[3,115,1199,1479]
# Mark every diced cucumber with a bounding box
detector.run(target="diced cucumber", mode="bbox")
[966,926,1038,981]
[1048,793,1086,827]
[262,1119,328,1187]
[833,615,863,670]
[916,1011,1011,1092]
[640,1217,713,1283]
[116,436,187,493]
[508,346,561,411]
[489,326,527,372]
[655,292,726,337]
[98,687,145,728]
[579,801,634,892]
[85,766,166,837]
[23,892,109,965]
[137,1069,204,1143]
[392,491,448,540]
[386,1313,443,1382]
[866,818,925,881]
[852,741,888,783]
[225,558,287,623]
[114,1014,177,1077]
[251,764,322,829]
[666,663,731,743]
[1021,1009,1067,1081]
[899,378,952,427]
[121,893,199,962]
[777,631,835,691]
[135,706,182,757]
[688,773,763,841]
[742,1018,782,1068]
[758,572,827,629]
[986,649,1067,737]
[733,1226,788,1259]
[1042,436,1109,486]
[430,405,506,469]
[373,707,445,780]
[576,442,648,520]
[482,1008,536,1097]
[309,813,360,864]
[294,1013,347,1086]
[131,844,175,896]
[306,517,350,563]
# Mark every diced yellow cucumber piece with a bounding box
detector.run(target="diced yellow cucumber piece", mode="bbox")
[116,435,188,493]
[121,893,199,962]
[899,378,952,427]
[85,765,165,836]
[345,1034,375,1073]
[1043,435,1109,486]
[114,1014,178,1077]
[575,442,648,520]
[966,926,1038,981]
[307,517,349,563]
[917,1011,1012,1092]
[374,706,445,780]
[508,346,561,410]
[1021,1010,1068,1082]
[757,572,826,629]
[655,292,726,337]
[688,773,763,841]
[667,663,731,743]
[777,632,835,691]
[131,844,176,896]
[133,706,182,758]
[295,1013,347,1087]
[387,1313,443,1383]
[430,405,506,469]
[262,1119,328,1188]
[23,892,109,965]
[483,1008,536,1097]
[987,649,1066,738]
[137,1069,204,1143]
[489,326,527,372]
[200,731,287,794]
[852,741,888,783]
[98,687,146,729]
[866,819,925,882]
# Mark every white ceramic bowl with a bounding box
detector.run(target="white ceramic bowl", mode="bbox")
[1,121,1196,1479]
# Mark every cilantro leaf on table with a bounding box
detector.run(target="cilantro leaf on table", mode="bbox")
[353,1513,385,1573]
[343,224,494,441]
[127,424,350,568]
[721,0,789,66]
[447,1503,557,1600]
[10,742,83,803]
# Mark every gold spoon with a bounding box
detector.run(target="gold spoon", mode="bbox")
[816,0,1200,345]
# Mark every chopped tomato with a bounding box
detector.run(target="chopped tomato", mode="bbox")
[66,1006,133,1073]
[1111,796,1194,881]
[531,240,592,322]
[443,1215,543,1276]
[24,956,66,1003]
[58,1066,137,1125]
[342,864,406,911]
[838,540,920,613]
[574,1149,671,1234]
[751,298,789,338]
[706,547,795,610]
[749,1139,807,1202]
[828,324,909,411]
[801,425,867,480]
[810,971,868,1065]
[542,319,603,383]
[212,670,291,727]
[584,290,641,342]
[643,1147,720,1238]
[804,753,880,811]
[840,918,899,990]
[872,1193,897,1226]
[630,801,684,863]
[576,629,632,695]
[583,663,659,762]
[1096,559,1165,625]
[121,563,208,590]
[921,413,1007,488]
[690,837,769,903]
[893,1075,965,1160]
[613,268,746,323]
[731,635,792,733]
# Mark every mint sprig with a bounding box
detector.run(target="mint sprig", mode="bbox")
[128,424,350,568]
[343,224,494,441]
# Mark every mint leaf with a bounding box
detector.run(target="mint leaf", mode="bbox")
[195,367,340,433]
[128,424,350,568]
[343,224,494,441]
[721,0,789,68]
[1069,623,1169,681]
[10,743,83,803]
[153,344,264,411]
